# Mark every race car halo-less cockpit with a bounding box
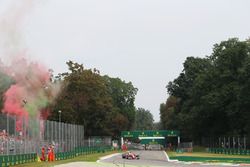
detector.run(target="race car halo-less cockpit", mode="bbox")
[122,151,140,160]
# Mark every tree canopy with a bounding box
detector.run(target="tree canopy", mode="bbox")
[161,38,250,142]
[49,61,138,137]
[134,108,154,130]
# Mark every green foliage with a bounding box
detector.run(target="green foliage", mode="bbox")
[50,61,138,137]
[161,38,250,141]
[104,76,138,132]
[192,146,206,152]
[134,108,154,130]
[0,71,13,110]
[152,122,161,130]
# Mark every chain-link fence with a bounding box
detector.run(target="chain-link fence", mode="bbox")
[179,142,193,152]
[83,136,112,147]
[196,136,249,150]
[0,113,84,155]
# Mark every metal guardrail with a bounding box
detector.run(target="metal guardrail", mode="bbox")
[55,146,113,160]
[0,146,113,167]
[208,148,250,155]
[0,153,36,167]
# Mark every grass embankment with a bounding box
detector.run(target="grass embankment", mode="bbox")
[13,150,118,167]
[168,149,250,164]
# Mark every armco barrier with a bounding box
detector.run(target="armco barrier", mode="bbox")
[208,148,250,156]
[0,153,36,167]
[54,146,112,161]
[0,146,112,167]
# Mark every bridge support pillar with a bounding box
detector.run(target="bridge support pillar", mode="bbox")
[121,137,124,147]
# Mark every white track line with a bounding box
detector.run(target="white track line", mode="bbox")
[163,151,178,162]
[97,153,121,163]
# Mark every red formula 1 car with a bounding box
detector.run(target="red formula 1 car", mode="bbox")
[122,151,140,160]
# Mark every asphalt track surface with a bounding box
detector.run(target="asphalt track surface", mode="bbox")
[56,150,241,167]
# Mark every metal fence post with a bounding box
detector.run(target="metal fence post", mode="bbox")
[7,114,9,155]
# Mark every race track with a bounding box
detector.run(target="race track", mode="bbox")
[55,150,240,167]
[101,150,170,166]
[100,150,237,167]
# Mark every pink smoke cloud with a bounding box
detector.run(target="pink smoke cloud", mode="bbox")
[1,57,60,132]
[0,1,61,133]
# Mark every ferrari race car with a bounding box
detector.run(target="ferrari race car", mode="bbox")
[122,152,140,160]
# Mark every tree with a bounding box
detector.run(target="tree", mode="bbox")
[0,70,13,111]
[152,122,161,130]
[162,38,250,142]
[134,108,154,130]
[166,57,212,139]
[51,61,114,136]
[104,76,138,131]
[50,61,138,137]
[0,70,14,129]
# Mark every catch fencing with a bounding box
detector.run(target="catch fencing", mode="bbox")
[83,136,112,147]
[0,113,84,155]
[198,136,249,150]
[179,142,193,152]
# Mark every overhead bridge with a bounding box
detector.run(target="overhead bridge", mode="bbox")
[121,130,180,148]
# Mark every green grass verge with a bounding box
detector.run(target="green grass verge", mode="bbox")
[13,151,118,167]
[193,146,206,152]
[167,151,250,164]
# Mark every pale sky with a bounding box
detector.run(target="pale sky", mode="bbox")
[0,0,250,122]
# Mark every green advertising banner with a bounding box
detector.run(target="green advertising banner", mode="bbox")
[121,130,179,138]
